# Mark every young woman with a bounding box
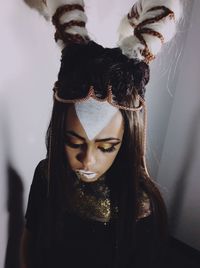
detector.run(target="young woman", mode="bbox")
[20,0,181,267]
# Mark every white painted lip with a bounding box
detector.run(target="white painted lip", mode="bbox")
[75,170,97,179]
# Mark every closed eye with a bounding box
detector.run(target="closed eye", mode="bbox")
[98,145,117,153]
[64,138,120,153]
[64,140,85,149]
[98,142,120,153]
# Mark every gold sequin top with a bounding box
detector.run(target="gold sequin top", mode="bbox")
[65,175,117,222]
[65,173,151,223]
[137,190,152,221]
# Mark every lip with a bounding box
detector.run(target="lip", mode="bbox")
[75,170,97,180]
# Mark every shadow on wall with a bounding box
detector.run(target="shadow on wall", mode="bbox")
[4,164,24,268]
[169,107,200,233]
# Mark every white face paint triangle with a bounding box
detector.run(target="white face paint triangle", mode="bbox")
[75,99,118,140]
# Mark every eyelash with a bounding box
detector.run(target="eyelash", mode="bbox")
[65,142,83,149]
[99,145,117,153]
[64,141,117,153]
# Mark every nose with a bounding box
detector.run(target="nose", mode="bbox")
[76,147,96,170]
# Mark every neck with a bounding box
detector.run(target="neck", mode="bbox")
[65,172,118,222]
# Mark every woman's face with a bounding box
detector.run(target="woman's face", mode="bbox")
[64,105,124,183]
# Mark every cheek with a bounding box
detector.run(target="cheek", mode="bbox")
[99,150,120,172]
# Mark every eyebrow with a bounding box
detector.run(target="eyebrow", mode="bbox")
[65,131,121,142]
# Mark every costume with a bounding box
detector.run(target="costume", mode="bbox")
[24,0,181,267]
[25,160,164,268]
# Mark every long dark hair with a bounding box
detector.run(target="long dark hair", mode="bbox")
[45,41,168,267]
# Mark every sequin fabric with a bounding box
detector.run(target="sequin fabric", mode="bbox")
[65,173,151,223]
[65,174,118,223]
[137,191,151,221]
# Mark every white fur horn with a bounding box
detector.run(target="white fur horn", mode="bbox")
[46,0,90,48]
[118,0,182,62]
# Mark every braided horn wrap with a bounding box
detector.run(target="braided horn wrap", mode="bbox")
[47,0,90,48]
[118,0,181,63]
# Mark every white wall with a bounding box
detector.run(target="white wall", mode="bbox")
[0,0,199,267]
[0,0,58,266]
[145,1,194,178]
[157,0,200,250]
[0,104,8,268]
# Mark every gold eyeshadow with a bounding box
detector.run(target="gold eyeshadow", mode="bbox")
[99,143,114,150]
[98,142,121,153]
[65,137,83,145]
[69,140,83,145]
[64,134,121,153]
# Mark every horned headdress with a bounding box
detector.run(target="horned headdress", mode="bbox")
[26,0,181,168]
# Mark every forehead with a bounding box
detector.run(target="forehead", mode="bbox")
[65,104,124,140]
